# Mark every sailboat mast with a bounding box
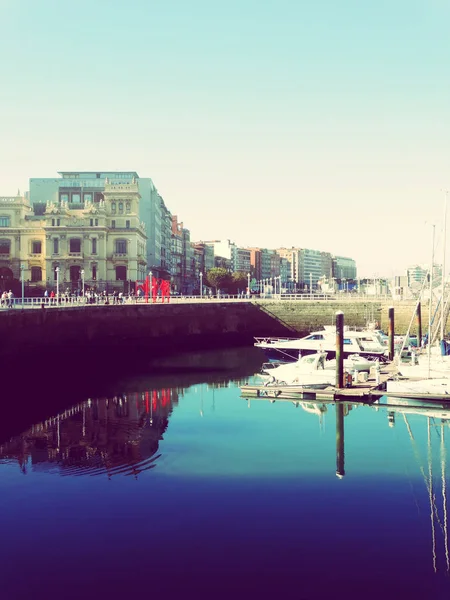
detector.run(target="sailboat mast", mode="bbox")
[441,423,449,571]
[428,225,436,379]
[441,191,448,341]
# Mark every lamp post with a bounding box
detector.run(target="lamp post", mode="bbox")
[55,267,60,304]
[200,271,203,299]
[20,264,24,307]
[81,269,85,301]
[310,272,313,299]
[247,272,250,298]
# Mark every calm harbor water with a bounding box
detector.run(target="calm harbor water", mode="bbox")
[1,347,450,599]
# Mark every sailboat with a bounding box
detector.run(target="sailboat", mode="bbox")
[389,195,450,397]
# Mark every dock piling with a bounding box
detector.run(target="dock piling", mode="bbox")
[416,302,422,348]
[388,306,395,361]
[336,311,344,389]
[336,403,345,479]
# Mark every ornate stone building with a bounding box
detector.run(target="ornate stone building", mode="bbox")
[0,181,147,293]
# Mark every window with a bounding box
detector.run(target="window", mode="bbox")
[96,173,101,179]
[84,193,92,202]
[70,265,81,282]
[126,220,130,229]
[111,202,116,214]
[111,220,116,229]
[115,239,127,254]
[72,193,81,203]
[92,238,97,254]
[69,238,81,253]
[126,202,131,214]
[52,219,55,226]
[32,241,42,254]
[0,240,10,254]
[118,202,124,214]
[0,217,10,227]
[95,219,98,226]
[90,219,93,226]
[31,266,42,282]
[60,193,69,203]
[53,238,59,254]
[116,265,127,281]
[92,265,97,280]
[57,219,60,226]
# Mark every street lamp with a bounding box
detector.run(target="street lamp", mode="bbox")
[20,264,25,307]
[309,272,313,298]
[200,271,203,299]
[55,266,60,304]
[81,269,85,300]
[247,272,250,298]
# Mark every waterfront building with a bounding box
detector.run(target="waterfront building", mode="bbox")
[247,248,262,280]
[203,239,235,262]
[332,256,357,281]
[160,199,172,279]
[29,171,169,278]
[192,242,215,274]
[233,247,251,274]
[280,257,290,289]
[171,216,183,292]
[0,183,147,292]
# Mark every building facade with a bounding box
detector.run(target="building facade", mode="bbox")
[29,171,170,279]
[0,183,147,292]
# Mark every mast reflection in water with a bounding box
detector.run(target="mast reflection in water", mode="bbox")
[0,389,177,478]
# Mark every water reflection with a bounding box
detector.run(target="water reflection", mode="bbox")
[1,364,450,595]
[248,391,450,575]
[0,389,178,478]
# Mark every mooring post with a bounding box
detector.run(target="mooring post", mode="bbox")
[416,302,422,348]
[336,402,345,479]
[388,306,395,361]
[336,311,344,388]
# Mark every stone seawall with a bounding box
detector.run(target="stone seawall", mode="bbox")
[1,299,429,363]
[257,299,428,334]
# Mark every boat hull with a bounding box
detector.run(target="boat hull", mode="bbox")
[257,346,387,363]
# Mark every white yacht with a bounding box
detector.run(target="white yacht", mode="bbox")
[254,325,388,362]
[259,352,336,388]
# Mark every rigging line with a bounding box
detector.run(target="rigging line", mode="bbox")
[403,414,445,532]
[429,417,438,573]
[441,424,450,572]
[396,420,421,515]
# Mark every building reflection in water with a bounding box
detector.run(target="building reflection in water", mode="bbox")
[0,388,179,479]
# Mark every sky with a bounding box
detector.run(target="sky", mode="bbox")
[1,0,450,277]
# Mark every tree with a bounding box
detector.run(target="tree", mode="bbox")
[230,272,248,294]
[206,268,231,293]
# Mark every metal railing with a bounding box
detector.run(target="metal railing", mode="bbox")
[0,292,394,309]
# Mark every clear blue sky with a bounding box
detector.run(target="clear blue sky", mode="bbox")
[1,0,450,277]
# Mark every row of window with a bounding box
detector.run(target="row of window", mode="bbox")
[0,238,127,255]
[29,265,129,282]
[111,220,131,229]
[111,202,131,215]
[51,218,100,227]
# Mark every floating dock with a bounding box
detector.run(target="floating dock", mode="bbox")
[240,363,450,403]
